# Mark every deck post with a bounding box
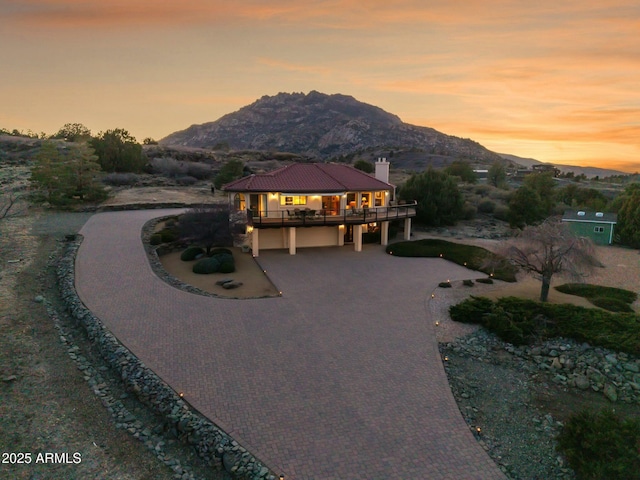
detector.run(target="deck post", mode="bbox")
[252,229,259,257]
[288,227,297,255]
[354,224,363,252]
[380,221,389,246]
[403,217,412,240]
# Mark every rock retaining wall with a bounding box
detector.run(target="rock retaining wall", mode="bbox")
[58,236,276,480]
[446,332,640,405]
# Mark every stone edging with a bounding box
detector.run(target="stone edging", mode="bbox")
[58,235,277,479]
[141,216,281,300]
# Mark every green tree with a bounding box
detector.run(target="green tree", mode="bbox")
[445,160,476,183]
[399,168,464,226]
[31,141,106,205]
[214,159,244,189]
[507,185,544,228]
[616,183,640,248]
[557,185,608,211]
[31,141,66,203]
[90,129,145,173]
[51,123,92,142]
[66,143,107,201]
[488,161,507,188]
[142,137,158,145]
[523,172,557,215]
[353,159,374,174]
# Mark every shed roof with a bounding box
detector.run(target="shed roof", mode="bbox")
[223,163,393,193]
[562,210,617,224]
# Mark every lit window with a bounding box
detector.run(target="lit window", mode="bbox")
[280,195,307,206]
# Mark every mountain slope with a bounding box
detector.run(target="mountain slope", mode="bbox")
[500,153,627,178]
[161,91,503,164]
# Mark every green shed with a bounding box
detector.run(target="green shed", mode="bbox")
[561,210,617,245]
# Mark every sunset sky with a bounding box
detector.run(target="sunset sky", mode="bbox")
[1,0,638,172]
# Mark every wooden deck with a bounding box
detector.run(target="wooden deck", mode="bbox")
[248,203,417,229]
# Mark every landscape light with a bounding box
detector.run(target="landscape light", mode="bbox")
[435,321,439,326]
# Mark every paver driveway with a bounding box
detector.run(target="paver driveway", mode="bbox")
[76,210,505,479]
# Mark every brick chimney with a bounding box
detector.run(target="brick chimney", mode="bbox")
[375,157,390,184]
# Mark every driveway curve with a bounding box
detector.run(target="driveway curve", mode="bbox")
[76,209,505,479]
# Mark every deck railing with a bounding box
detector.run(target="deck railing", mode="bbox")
[247,201,417,228]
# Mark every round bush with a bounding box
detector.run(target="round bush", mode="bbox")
[219,261,236,274]
[193,257,220,274]
[477,199,496,214]
[181,246,205,261]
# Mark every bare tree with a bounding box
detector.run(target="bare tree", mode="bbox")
[178,205,234,255]
[499,219,599,302]
[0,191,24,220]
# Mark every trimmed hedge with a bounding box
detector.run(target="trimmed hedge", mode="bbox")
[555,283,637,312]
[386,239,517,282]
[449,296,640,354]
[555,283,637,304]
[556,409,640,480]
[180,246,205,261]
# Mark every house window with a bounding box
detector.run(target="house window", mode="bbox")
[374,191,383,206]
[280,195,307,206]
[594,226,605,233]
[233,193,246,211]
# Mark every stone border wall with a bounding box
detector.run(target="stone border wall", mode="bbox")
[58,236,277,480]
[142,215,281,300]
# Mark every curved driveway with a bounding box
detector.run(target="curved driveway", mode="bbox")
[76,210,505,479]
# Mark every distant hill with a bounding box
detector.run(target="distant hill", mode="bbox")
[499,153,628,178]
[161,91,504,166]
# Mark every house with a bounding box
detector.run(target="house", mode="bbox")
[561,210,617,245]
[223,158,416,256]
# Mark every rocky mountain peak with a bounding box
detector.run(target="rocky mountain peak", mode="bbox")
[160,91,502,163]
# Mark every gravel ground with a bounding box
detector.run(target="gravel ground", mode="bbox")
[429,240,640,480]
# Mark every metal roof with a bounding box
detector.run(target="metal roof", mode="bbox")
[223,163,394,193]
[562,210,617,224]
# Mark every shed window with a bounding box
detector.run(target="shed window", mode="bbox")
[594,226,605,233]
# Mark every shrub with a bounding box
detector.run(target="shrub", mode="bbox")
[176,175,198,185]
[590,296,634,313]
[476,277,494,284]
[556,409,640,480]
[180,246,205,261]
[492,205,509,221]
[386,239,517,282]
[438,281,452,288]
[462,202,477,220]
[185,162,212,180]
[449,296,494,324]
[555,283,637,305]
[463,279,474,287]
[219,260,235,274]
[477,199,496,214]
[209,247,233,256]
[449,296,640,355]
[102,172,139,186]
[193,257,220,274]
[150,157,186,178]
[149,233,163,245]
[159,228,178,243]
